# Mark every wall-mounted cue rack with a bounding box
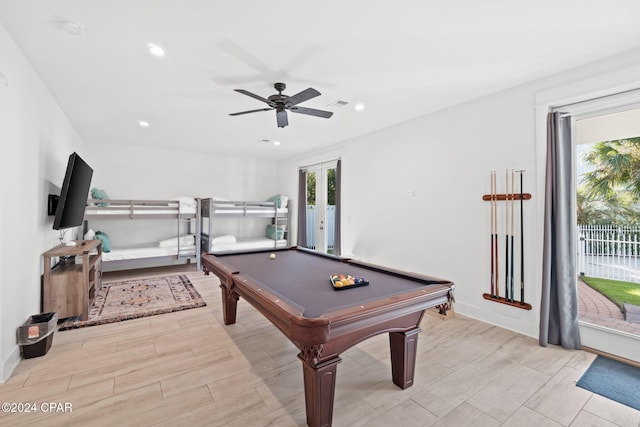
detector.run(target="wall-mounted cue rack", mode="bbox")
[483,170,532,311]
[481,194,531,202]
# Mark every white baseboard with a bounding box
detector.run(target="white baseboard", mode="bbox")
[1,345,21,383]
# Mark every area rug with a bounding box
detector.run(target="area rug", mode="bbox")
[576,355,640,411]
[59,275,206,330]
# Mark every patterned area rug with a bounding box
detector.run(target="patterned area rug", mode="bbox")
[59,275,206,330]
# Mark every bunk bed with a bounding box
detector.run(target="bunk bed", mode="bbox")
[200,197,290,254]
[83,197,201,271]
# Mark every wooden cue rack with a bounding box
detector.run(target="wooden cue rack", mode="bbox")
[483,191,532,311]
[482,293,532,310]
[482,193,531,201]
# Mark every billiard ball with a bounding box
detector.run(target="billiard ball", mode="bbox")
[270,253,276,259]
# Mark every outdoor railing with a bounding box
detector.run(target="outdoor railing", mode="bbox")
[577,224,640,283]
[304,205,335,251]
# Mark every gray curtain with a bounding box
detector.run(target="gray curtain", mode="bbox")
[539,112,581,349]
[297,169,308,248]
[334,160,342,255]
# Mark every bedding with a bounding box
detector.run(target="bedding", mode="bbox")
[207,237,288,253]
[267,194,289,208]
[95,231,111,252]
[210,235,236,245]
[84,198,198,216]
[158,234,195,248]
[100,245,196,262]
[266,224,285,240]
[91,188,110,206]
[202,198,288,216]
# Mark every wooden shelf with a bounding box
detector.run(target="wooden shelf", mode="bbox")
[482,193,531,201]
[43,240,102,320]
[482,293,532,310]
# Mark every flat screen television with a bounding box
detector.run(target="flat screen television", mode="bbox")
[52,152,93,230]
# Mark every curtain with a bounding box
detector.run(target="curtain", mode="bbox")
[539,112,581,349]
[334,160,342,255]
[297,169,308,248]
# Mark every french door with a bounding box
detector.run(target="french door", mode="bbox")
[573,104,640,363]
[300,160,338,254]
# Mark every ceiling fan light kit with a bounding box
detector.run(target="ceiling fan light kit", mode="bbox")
[230,82,333,128]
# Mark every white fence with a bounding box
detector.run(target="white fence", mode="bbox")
[305,205,335,251]
[577,224,640,283]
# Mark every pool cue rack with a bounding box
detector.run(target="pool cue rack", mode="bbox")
[482,170,531,310]
[482,193,531,201]
[482,293,532,310]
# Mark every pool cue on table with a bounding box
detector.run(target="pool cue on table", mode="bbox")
[516,170,525,304]
[503,170,508,301]
[490,171,496,298]
[510,169,515,303]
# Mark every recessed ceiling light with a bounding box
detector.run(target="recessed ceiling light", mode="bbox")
[137,120,150,128]
[273,141,281,146]
[354,103,365,111]
[146,43,165,57]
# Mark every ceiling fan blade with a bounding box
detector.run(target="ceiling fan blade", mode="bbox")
[284,88,320,107]
[234,89,275,106]
[229,107,273,116]
[276,109,289,128]
[288,106,333,118]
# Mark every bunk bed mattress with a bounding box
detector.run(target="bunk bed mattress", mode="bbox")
[207,206,288,215]
[208,238,288,253]
[85,206,197,215]
[101,245,196,262]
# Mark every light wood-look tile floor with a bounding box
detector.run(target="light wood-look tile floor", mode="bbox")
[2,266,639,427]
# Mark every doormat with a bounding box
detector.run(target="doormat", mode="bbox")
[576,355,640,411]
[59,275,206,330]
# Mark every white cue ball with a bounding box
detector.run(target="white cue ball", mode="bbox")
[270,253,276,259]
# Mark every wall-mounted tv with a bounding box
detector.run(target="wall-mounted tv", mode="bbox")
[51,152,93,230]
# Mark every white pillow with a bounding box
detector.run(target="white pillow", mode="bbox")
[211,235,236,245]
[84,229,96,240]
[172,196,197,207]
[158,235,195,248]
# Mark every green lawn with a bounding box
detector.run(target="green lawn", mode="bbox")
[581,276,640,308]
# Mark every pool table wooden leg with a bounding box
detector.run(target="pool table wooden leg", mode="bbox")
[220,284,239,325]
[389,327,421,389]
[299,353,342,427]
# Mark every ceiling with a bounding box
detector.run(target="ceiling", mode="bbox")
[2,1,640,160]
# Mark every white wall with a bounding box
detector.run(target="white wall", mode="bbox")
[278,48,640,339]
[86,143,278,201]
[0,23,86,381]
[84,143,280,245]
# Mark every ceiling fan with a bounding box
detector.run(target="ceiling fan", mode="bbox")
[229,82,333,128]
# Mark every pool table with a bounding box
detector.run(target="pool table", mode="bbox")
[202,247,455,427]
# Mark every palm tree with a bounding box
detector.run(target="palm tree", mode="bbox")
[582,137,640,201]
[579,137,640,224]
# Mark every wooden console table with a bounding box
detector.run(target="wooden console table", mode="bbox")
[43,240,102,320]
